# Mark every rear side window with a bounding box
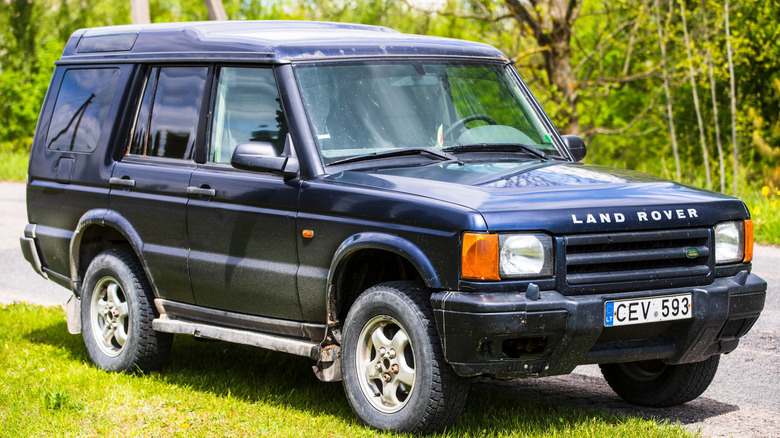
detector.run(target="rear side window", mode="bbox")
[46,68,120,152]
[128,66,208,159]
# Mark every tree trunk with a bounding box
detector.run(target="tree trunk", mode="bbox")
[724,0,738,196]
[679,0,711,189]
[653,0,681,182]
[204,0,228,21]
[707,52,726,193]
[130,0,150,24]
[505,0,581,134]
[701,1,725,193]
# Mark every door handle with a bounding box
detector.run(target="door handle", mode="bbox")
[187,186,216,197]
[109,177,136,187]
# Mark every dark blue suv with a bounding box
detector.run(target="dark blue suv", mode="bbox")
[21,21,766,433]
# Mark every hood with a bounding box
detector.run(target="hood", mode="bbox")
[325,161,749,233]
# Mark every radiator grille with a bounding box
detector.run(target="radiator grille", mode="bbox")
[565,228,711,287]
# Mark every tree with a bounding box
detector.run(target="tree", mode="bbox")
[653,0,680,181]
[678,0,711,189]
[131,0,150,23]
[132,0,226,23]
[3,0,779,193]
[724,0,738,195]
[503,0,582,134]
[700,1,725,193]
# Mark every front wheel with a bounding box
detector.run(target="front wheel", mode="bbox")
[341,281,468,433]
[599,355,720,407]
[80,248,172,372]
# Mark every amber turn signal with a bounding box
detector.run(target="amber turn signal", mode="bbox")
[744,220,754,263]
[461,233,500,280]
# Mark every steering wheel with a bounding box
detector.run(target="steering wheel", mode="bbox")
[441,114,498,143]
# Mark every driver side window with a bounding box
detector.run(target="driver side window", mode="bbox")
[210,67,288,163]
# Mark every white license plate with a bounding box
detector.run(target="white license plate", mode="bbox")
[604,294,692,327]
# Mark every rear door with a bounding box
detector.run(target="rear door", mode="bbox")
[109,65,209,304]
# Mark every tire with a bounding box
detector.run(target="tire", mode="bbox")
[80,248,172,372]
[341,281,469,433]
[599,355,720,407]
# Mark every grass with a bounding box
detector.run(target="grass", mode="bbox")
[744,186,780,246]
[0,303,692,437]
[0,150,28,182]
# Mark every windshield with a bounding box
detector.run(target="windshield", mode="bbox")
[294,61,565,165]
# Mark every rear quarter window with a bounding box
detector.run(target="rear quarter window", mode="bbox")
[45,68,120,152]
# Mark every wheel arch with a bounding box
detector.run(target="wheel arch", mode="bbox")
[326,232,441,326]
[69,209,151,297]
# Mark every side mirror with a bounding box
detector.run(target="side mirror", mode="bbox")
[230,141,297,178]
[562,135,587,162]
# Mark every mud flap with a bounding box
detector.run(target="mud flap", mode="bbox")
[313,345,342,382]
[66,294,81,334]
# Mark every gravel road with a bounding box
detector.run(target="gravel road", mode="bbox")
[1,181,777,436]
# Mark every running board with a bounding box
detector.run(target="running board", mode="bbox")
[153,316,320,360]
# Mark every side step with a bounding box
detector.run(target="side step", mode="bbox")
[153,316,320,360]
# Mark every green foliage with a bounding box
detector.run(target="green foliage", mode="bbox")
[1,0,779,210]
[0,0,130,153]
[0,303,693,437]
[42,387,85,411]
[745,186,780,245]
[0,150,29,181]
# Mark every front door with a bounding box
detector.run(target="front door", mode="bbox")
[187,66,302,319]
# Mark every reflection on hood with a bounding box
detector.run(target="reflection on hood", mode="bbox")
[481,163,663,187]
[373,161,666,188]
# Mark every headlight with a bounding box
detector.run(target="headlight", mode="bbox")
[499,234,554,278]
[462,232,555,280]
[714,220,752,264]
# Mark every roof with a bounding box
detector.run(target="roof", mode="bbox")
[59,21,508,63]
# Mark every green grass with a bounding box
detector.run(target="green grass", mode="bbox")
[0,150,28,182]
[744,187,780,246]
[0,303,691,437]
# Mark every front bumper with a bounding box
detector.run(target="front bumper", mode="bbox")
[431,271,766,378]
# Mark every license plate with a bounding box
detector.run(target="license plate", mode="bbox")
[604,294,692,327]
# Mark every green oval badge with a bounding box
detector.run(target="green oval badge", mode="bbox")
[685,248,700,259]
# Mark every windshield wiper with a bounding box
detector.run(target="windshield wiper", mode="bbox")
[442,143,551,161]
[328,147,454,166]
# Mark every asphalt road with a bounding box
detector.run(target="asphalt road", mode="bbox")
[1,181,777,436]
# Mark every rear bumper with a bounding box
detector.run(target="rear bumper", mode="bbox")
[20,224,48,279]
[431,271,766,378]
[20,223,71,289]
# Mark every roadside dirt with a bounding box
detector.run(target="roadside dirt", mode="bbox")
[475,369,778,437]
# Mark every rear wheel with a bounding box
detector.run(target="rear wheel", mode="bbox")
[341,281,469,433]
[599,355,720,407]
[81,248,171,372]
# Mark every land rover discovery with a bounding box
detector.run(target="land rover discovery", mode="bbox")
[21,21,766,432]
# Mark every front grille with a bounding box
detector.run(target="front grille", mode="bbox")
[565,228,711,288]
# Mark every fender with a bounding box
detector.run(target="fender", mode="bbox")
[69,208,151,297]
[319,232,446,382]
[327,231,442,291]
